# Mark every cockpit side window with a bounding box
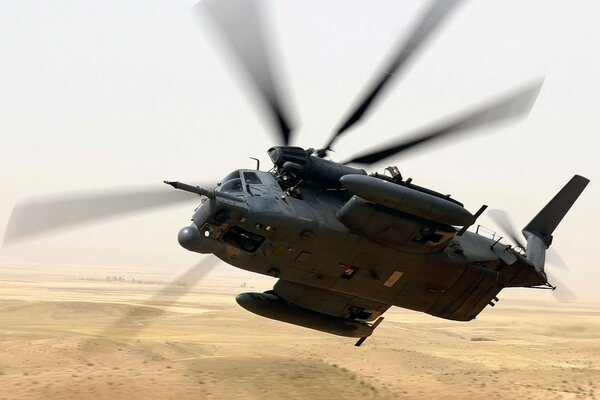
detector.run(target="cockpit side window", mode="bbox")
[243,172,262,185]
[220,178,242,193]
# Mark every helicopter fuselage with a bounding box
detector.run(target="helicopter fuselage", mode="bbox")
[178,163,545,326]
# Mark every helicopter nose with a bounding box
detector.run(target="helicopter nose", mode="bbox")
[178,223,225,254]
[178,224,202,251]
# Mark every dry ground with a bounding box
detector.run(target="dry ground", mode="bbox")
[1,265,599,400]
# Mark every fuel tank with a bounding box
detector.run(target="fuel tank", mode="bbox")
[340,174,474,226]
[235,292,373,338]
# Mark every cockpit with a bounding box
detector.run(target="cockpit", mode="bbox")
[180,169,282,255]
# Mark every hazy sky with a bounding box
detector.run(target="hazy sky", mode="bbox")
[1,1,599,300]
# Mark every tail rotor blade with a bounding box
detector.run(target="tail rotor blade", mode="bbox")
[546,249,569,271]
[489,210,570,271]
[324,0,464,152]
[196,0,295,145]
[545,270,577,303]
[487,209,526,249]
[3,184,213,245]
[344,80,543,165]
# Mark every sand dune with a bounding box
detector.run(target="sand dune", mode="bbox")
[1,270,599,400]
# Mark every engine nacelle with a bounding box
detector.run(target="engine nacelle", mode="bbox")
[340,174,475,226]
[235,292,374,338]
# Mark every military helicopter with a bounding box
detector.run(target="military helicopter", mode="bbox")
[3,0,589,346]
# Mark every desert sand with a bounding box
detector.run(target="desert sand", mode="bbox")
[1,264,599,400]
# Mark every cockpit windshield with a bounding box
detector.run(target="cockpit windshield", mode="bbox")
[219,178,242,193]
[220,170,240,184]
[218,170,267,195]
[218,170,243,194]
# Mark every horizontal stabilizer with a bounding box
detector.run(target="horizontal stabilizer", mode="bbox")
[523,175,589,245]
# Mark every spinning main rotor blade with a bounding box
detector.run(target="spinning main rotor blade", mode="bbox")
[324,0,463,151]
[95,256,221,340]
[197,0,295,145]
[3,184,212,245]
[344,80,543,165]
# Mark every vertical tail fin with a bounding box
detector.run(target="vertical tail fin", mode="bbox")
[522,175,589,271]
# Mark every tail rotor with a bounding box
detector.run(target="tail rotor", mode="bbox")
[488,174,589,302]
